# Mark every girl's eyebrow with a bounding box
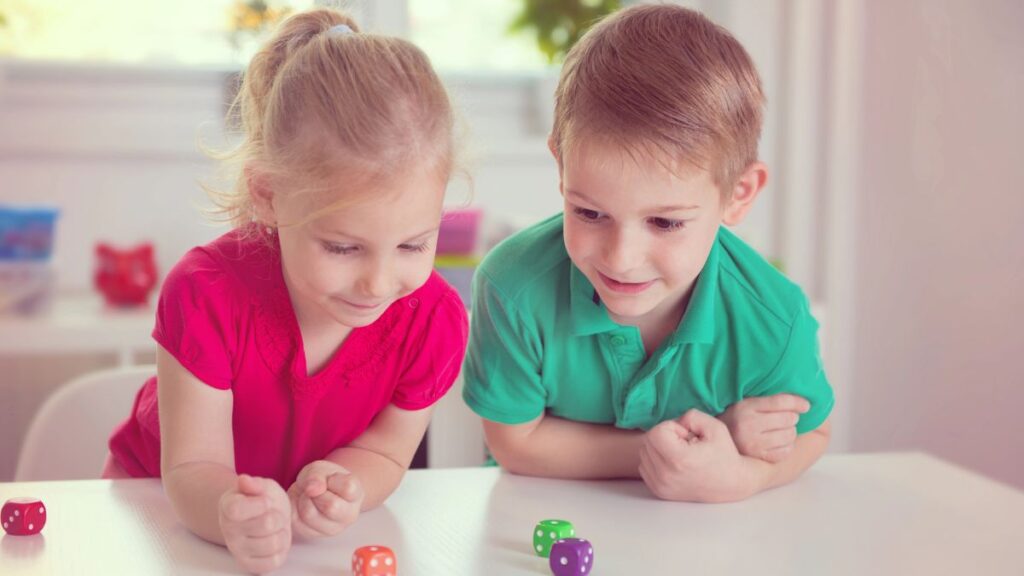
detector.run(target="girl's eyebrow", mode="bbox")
[321,226,440,244]
[566,189,700,213]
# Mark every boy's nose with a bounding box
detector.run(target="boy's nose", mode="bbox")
[602,228,643,274]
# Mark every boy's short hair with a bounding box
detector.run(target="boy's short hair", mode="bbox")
[551,4,765,192]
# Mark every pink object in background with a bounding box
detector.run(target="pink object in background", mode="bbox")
[94,243,158,307]
[437,208,482,255]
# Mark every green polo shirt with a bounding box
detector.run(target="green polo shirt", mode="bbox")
[462,213,833,433]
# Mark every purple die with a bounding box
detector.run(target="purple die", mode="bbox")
[549,537,594,575]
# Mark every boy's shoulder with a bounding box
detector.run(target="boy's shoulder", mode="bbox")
[476,213,570,302]
[715,227,810,326]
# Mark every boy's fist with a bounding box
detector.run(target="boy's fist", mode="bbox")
[639,409,750,503]
[718,394,809,463]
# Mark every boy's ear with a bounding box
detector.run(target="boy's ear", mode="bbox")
[547,134,566,196]
[722,162,768,226]
[245,165,277,226]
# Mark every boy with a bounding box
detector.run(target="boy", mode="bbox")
[463,4,833,502]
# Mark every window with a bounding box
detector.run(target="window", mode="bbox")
[0,1,571,71]
[409,0,553,72]
[0,0,315,66]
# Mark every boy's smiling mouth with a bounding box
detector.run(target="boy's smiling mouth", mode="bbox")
[597,271,656,294]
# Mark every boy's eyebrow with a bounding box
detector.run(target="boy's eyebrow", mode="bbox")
[322,226,439,244]
[566,189,611,210]
[566,189,700,212]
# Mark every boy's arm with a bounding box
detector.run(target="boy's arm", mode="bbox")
[321,404,435,510]
[742,417,832,495]
[484,414,645,479]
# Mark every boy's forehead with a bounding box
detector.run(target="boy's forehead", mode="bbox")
[564,138,712,186]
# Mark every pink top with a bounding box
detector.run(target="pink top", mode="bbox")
[108,228,468,487]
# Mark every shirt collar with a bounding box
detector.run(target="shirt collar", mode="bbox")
[567,228,721,344]
[667,231,719,345]
[569,263,619,336]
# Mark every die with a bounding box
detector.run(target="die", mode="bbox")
[2,497,47,536]
[533,519,575,557]
[352,545,396,576]
[549,538,594,575]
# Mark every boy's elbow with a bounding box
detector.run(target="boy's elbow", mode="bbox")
[810,418,833,444]
[482,418,542,476]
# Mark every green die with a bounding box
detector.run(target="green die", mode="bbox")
[533,519,575,557]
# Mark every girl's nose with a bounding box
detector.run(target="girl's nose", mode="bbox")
[358,259,395,299]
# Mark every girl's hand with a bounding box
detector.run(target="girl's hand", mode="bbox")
[718,394,810,463]
[288,460,365,539]
[218,474,293,574]
[639,409,754,503]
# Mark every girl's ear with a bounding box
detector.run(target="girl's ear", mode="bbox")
[722,161,768,226]
[245,165,276,226]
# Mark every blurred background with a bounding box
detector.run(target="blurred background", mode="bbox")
[0,0,1021,488]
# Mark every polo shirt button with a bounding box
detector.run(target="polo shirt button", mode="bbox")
[407,298,419,309]
[611,335,626,346]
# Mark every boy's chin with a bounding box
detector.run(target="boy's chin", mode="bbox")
[600,296,659,322]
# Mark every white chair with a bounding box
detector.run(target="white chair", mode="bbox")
[15,365,154,481]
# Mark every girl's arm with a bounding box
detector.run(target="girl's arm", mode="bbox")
[483,414,645,479]
[322,403,435,510]
[156,345,239,544]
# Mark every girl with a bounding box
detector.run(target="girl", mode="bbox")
[105,8,467,573]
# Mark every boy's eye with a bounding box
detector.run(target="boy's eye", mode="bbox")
[573,207,604,222]
[649,217,686,231]
[322,241,358,255]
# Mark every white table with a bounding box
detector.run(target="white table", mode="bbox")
[1,452,1021,575]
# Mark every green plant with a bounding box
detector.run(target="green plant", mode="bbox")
[509,0,620,64]
[228,0,292,50]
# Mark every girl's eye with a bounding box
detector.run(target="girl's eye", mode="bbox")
[649,217,686,231]
[573,207,603,222]
[400,242,431,253]
[322,241,358,255]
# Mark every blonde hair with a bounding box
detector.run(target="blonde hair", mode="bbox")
[550,4,765,192]
[206,8,456,228]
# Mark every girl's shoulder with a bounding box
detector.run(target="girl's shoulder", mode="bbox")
[383,271,469,347]
[407,270,467,320]
[163,227,282,309]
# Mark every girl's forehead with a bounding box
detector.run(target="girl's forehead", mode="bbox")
[305,177,446,237]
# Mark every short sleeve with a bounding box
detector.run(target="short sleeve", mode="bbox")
[745,297,834,434]
[152,248,238,390]
[461,269,547,424]
[390,290,469,410]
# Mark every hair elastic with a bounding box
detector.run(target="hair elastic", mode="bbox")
[328,24,354,36]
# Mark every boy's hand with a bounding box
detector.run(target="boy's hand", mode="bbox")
[718,394,810,463]
[287,460,364,540]
[639,409,754,503]
[218,474,292,574]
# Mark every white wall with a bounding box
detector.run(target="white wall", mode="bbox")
[851,0,1024,488]
[0,2,831,480]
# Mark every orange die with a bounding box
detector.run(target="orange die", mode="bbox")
[352,545,396,576]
